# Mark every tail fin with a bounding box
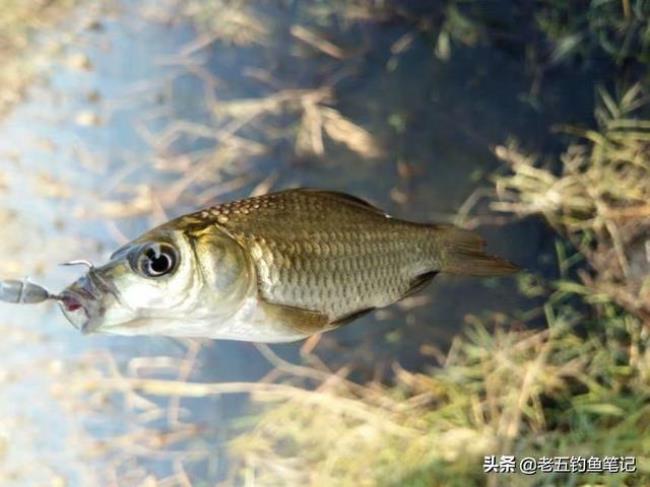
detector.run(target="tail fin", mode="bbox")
[437,226,519,276]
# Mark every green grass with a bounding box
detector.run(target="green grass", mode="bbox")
[535,0,650,65]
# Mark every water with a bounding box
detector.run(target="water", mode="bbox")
[0,1,600,484]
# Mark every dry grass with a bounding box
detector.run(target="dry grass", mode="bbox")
[212,87,383,160]
[493,84,650,324]
[61,289,650,485]
[218,304,650,486]
[0,0,84,118]
[180,0,270,46]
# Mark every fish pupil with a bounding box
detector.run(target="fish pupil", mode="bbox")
[143,245,175,276]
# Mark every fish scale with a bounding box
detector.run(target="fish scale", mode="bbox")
[191,190,444,319]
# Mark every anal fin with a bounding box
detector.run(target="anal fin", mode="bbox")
[402,271,439,299]
[332,307,375,327]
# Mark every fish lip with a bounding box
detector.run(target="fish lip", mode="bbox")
[60,267,123,334]
[60,276,106,334]
[59,289,93,332]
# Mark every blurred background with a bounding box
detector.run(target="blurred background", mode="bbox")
[0,1,648,485]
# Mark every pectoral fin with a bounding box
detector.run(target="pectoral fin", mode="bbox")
[260,300,330,335]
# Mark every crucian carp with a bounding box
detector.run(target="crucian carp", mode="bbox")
[1,189,518,342]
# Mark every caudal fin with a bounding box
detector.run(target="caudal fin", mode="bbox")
[437,226,519,276]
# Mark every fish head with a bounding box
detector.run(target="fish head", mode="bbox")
[59,218,253,335]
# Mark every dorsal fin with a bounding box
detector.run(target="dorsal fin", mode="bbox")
[292,188,389,216]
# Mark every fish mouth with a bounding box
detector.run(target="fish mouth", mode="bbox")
[59,289,94,333]
[59,269,117,334]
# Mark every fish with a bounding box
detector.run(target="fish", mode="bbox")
[5,189,518,342]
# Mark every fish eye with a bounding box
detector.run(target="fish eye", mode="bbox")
[135,243,178,278]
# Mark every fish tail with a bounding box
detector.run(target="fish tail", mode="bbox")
[436,225,519,276]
